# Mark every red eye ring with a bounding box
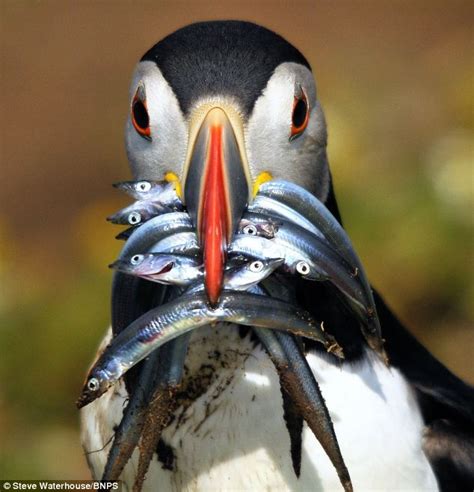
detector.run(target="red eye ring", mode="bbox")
[290,89,309,139]
[131,89,151,140]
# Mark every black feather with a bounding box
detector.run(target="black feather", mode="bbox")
[141,21,310,117]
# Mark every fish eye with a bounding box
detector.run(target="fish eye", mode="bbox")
[87,377,99,392]
[296,261,310,275]
[243,224,258,236]
[131,254,144,265]
[290,88,309,140]
[131,86,151,140]
[128,212,142,225]
[250,261,264,273]
[135,181,151,192]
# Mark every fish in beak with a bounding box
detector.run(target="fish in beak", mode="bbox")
[184,107,250,305]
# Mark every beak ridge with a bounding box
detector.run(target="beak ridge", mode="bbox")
[185,108,249,305]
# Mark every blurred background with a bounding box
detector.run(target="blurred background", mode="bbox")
[0,0,472,479]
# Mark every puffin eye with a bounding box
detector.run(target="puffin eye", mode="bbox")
[249,261,264,273]
[135,181,152,192]
[131,87,151,140]
[131,254,144,265]
[290,89,309,140]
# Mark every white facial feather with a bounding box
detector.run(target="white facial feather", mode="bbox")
[245,62,330,201]
[125,61,188,181]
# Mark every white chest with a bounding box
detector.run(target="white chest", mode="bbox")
[81,325,438,491]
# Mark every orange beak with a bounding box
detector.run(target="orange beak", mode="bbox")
[185,108,249,306]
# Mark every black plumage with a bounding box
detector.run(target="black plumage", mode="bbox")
[141,21,310,116]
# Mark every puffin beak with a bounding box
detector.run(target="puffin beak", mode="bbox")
[184,107,249,306]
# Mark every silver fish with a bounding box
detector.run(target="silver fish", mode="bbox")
[149,231,200,256]
[230,218,373,322]
[238,216,281,239]
[109,253,202,287]
[248,194,324,239]
[254,180,386,363]
[229,234,330,282]
[186,258,284,294]
[132,333,190,488]
[254,327,352,492]
[113,180,182,209]
[77,292,343,408]
[102,336,190,481]
[111,212,195,332]
[107,201,174,226]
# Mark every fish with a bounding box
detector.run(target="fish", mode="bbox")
[237,216,280,239]
[113,180,182,210]
[254,327,352,492]
[108,180,183,226]
[241,212,355,282]
[248,194,324,239]
[131,333,189,490]
[185,258,284,294]
[115,226,138,241]
[101,348,161,480]
[223,258,284,291]
[101,333,190,481]
[252,179,386,362]
[229,234,328,281]
[231,214,386,361]
[148,231,200,256]
[257,180,359,267]
[77,292,343,408]
[107,201,175,226]
[109,253,202,286]
[111,212,196,332]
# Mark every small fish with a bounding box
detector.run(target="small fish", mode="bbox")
[149,231,200,256]
[254,327,352,492]
[107,201,174,226]
[111,212,195,333]
[115,226,138,241]
[101,348,161,480]
[109,253,202,287]
[132,334,190,489]
[102,333,190,481]
[248,194,324,239]
[186,258,284,294]
[113,180,181,209]
[256,180,360,271]
[77,292,343,408]
[238,216,281,239]
[254,180,386,363]
[229,234,330,282]
[224,258,284,291]
[230,217,377,328]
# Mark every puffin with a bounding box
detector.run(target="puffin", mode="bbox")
[80,21,474,491]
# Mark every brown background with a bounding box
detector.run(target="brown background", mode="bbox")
[1,0,473,479]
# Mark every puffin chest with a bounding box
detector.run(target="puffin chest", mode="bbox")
[135,325,438,491]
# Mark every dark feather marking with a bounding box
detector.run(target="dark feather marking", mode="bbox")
[422,419,474,492]
[155,438,176,471]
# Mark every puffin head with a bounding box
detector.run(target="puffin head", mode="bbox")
[125,21,331,304]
